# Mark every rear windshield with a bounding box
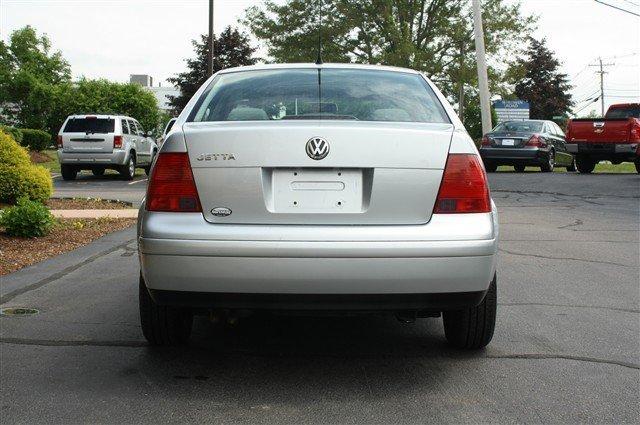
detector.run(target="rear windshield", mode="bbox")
[63,118,115,133]
[606,106,640,119]
[493,121,543,132]
[189,69,450,123]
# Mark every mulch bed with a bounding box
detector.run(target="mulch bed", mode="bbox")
[0,218,136,276]
[45,198,132,210]
[29,150,54,164]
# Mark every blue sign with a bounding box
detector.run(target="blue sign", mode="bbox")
[493,100,530,110]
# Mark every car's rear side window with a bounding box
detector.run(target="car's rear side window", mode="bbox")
[189,69,450,123]
[63,117,115,133]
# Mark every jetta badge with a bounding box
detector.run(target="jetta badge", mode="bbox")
[211,207,232,217]
[306,137,329,160]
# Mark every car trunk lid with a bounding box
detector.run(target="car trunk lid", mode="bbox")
[183,121,454,225]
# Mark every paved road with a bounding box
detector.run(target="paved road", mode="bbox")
[3,173,639,423]
[53,171,149,206]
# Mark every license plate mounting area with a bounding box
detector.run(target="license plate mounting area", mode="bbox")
[269,168,364,213]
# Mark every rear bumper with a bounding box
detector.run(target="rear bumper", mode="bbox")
[57,149,129,166]
[138,208,499,309]
[479,147,547,165]
[566,143,638,161]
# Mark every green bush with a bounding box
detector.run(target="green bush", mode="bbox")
[0,125,24,145]
[0,129,30,167]
[20,129,52,151]
[0,197,55,237]
[0,129,53,203]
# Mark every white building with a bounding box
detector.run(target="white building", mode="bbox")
[129,74,179,113]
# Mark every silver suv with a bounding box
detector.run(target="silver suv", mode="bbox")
[137,64,499,349]
[57,114,158,180]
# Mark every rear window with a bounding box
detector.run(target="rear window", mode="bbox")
[189,69,450,123]
[493,121,543,132]
[606,106,640,119]
[63,117,115,133]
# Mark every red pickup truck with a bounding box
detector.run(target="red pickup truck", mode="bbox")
[565,103,640,173]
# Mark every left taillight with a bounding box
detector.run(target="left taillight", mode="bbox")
[56,135,63,148]
[113,135,123,149]
[481,136,493,147]
[433,154,491,214]
[146,152,201,212]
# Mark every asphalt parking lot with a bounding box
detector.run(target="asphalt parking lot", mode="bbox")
[1,172,639,423]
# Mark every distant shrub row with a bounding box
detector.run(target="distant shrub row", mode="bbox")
[0,125,52,152]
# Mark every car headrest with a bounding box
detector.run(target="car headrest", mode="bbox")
[370,108,412,122]
[228,107,269,121]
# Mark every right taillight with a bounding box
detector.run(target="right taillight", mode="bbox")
[630,122,640,142]
[526,134,546,147]
[146,152,202,212]
[434,154,491,214]
[113,135,123,149]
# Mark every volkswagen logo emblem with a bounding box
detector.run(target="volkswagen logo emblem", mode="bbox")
[306,137,329,160]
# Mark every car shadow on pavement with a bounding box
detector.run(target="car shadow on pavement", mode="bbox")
[128,314,467,399]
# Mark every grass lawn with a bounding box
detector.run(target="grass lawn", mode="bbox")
[33,149,145,176]
[496,162,637,173]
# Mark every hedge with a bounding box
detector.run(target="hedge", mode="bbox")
[0,129,53,203]
[20,129,52,151]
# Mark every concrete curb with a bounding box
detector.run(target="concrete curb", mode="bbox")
[0,226,136,303]
[51,209,139,218]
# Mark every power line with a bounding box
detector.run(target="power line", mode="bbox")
[619,0,639,8]
[573,97,600,116]
[594,0,640,16]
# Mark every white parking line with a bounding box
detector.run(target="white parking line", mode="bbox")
[128,178,148,185]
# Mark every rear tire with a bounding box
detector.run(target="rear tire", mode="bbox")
[540,150,555,172]
[443,274,497,350]
[513,164,526,173]
[635,158,640,174]
[567,157,577,172]
[92,167,105,177]
[139,274,193,346]
[120,154,135,180]
[576,157,596,174]
[484,162,497,173]
[61,164,77,181]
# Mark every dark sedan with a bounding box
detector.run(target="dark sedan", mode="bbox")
[479,120,575,172]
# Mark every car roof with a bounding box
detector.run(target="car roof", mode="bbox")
[217,62,423,76]
[67,114,135,120]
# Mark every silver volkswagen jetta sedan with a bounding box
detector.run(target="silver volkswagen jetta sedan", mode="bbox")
[137,64,498,349]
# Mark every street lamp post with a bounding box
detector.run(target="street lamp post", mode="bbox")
[208,0,215,77]
[472,0,492,135]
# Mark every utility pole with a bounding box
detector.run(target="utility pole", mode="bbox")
[589,57,614,116]
[472,0,492,135]
[458,41,465,120]
[208,0,215,77]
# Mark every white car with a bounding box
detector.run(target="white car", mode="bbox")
[137,64,499,349]
[57,114,158,180]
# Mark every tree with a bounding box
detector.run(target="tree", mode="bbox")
[167,26,259,114]
[0,26,72,133]
[68,79,161,132]
[243,0,535,98]
[512,37,573,120]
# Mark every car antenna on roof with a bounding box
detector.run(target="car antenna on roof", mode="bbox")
[315,0,323,65]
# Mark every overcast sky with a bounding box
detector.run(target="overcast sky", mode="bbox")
[1,0,638,116]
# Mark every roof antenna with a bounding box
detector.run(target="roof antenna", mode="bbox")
[315,0,323,65]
